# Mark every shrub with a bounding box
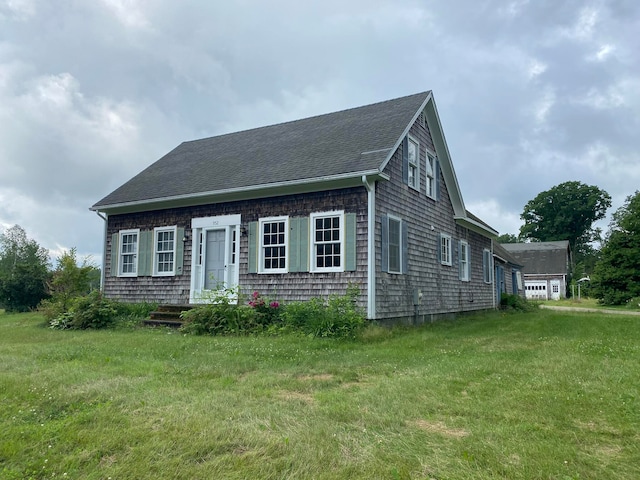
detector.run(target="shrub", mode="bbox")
[49,290,117,330]
[281,286,365,339]
[500,294,536,312]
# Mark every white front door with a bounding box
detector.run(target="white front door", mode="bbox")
[204,230,226,290]
[550,280,561,300]
[190,215,240,303]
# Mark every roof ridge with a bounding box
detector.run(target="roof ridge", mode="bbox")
[181,91,432,144]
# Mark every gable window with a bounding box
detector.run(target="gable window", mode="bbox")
[483,249,493,283]
[459,240,470,281]
[426,153,436,198]
[154,226,176,276]
[259,216,288,273]
[440,233,452,266]
[408,136,419,190]
[118,229,139,277]
[311,211,344,272]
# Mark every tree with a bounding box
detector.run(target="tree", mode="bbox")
[48,248,100,312]
[519,181,611,261]
[496,233,519,244]
[591,191,640,305]
[0,225,51,312]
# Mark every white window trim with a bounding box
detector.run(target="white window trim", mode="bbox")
[310,210,345,273]
[153,226,177,276]
[118,228,139,277]
[460,240,470,281]
[440,233,452,266]
[387,215,403,274]
[408,135,420,191]
[258,216,289,274]
[426,149,436,199]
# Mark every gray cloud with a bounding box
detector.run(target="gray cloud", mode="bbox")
[0,0,638,262]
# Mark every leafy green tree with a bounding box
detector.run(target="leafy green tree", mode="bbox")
[591,191,640,305]
[519,181,611,262]
[496,233,519,244]
[48,248,100,312]
[0,225,51,312]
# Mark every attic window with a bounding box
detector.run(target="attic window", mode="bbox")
[408,136,419,191]
[426,153,435,198]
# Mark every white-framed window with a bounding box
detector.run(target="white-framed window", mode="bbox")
[153,226,177,276]
[311,211,344,272]
[408,136,420,190]
[483,249,493,283]
[440,233,452,266]
[118,229,139,277]
[388,216,402,274]
[459,240,470,281]
[426,152,436,198]
[259,216,288,273]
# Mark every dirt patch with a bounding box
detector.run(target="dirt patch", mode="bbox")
[277,391,315,405]
[410,419,469,438]
[297,373,334,381]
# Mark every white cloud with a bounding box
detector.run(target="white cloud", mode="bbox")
[99,0,150,29]
[563,6,599,41]
[466,199,523,236]
[0,0,35,20]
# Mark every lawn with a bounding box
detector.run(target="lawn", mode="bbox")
[1,309,639,479]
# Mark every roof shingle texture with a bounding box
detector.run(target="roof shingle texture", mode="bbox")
[93,91,431,209]
[501,241,570,274]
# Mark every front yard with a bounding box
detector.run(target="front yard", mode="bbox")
[1,309,638,479]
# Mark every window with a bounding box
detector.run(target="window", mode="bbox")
[311,211,344,272]
[388,216,402,274]
[483,249,493,283]
[408,136,419,190]
[154,226,176,276]
[118,229,139,276]
[459,240,470,281]
[259,217,288,273]
[440,234,452,266]
[426,153,435,198]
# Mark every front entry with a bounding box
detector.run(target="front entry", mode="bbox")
[204,230,226,290]
[190,215,240,303]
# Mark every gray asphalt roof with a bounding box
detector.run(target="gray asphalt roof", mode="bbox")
[501,241,571,274]
[92,91,431,209]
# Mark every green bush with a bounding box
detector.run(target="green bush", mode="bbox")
[281,287,365,339]
[625,297,640,310]
[500,293,536,312]
[182,285,365,339]
[69,290,118,329]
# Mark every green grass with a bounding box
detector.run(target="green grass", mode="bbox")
[1,310,639,479]
[548,297,640,310]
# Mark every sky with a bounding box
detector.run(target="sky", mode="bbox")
[1,0,638,267]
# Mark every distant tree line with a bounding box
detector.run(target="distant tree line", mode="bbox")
[0,225,100,312]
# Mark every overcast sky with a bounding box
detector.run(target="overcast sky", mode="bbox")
[1,0,638,267]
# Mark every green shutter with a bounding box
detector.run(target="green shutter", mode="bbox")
[381,215,388,273]
[176,227,185,275]
[401,220,408,274]
[290,217,309,273]
[110,233,119,277]
[248,221,258,274]
[138,230,152,276]
[345,213,357,271]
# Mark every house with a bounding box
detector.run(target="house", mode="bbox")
[492,242,525,303]
[91,91,502,323]
[501,241,571,300]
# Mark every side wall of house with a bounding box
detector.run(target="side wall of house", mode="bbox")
[103,187,369,306]
[375,116,494,321]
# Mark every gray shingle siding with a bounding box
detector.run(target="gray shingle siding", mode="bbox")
[375,117,494,321]
[104,187,369,306]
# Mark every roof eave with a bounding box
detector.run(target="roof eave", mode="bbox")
[91,170,389,215]
[454,215,499,238]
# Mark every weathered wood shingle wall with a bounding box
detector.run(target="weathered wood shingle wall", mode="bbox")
[104,187,368,306]
[375,116,494,321]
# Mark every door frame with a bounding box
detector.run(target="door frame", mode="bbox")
[190,214,241,303]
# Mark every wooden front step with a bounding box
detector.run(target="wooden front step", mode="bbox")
[145,304,193,328]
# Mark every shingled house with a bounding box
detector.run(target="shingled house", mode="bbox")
[501,241,571,300]
[91,91,501,322]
